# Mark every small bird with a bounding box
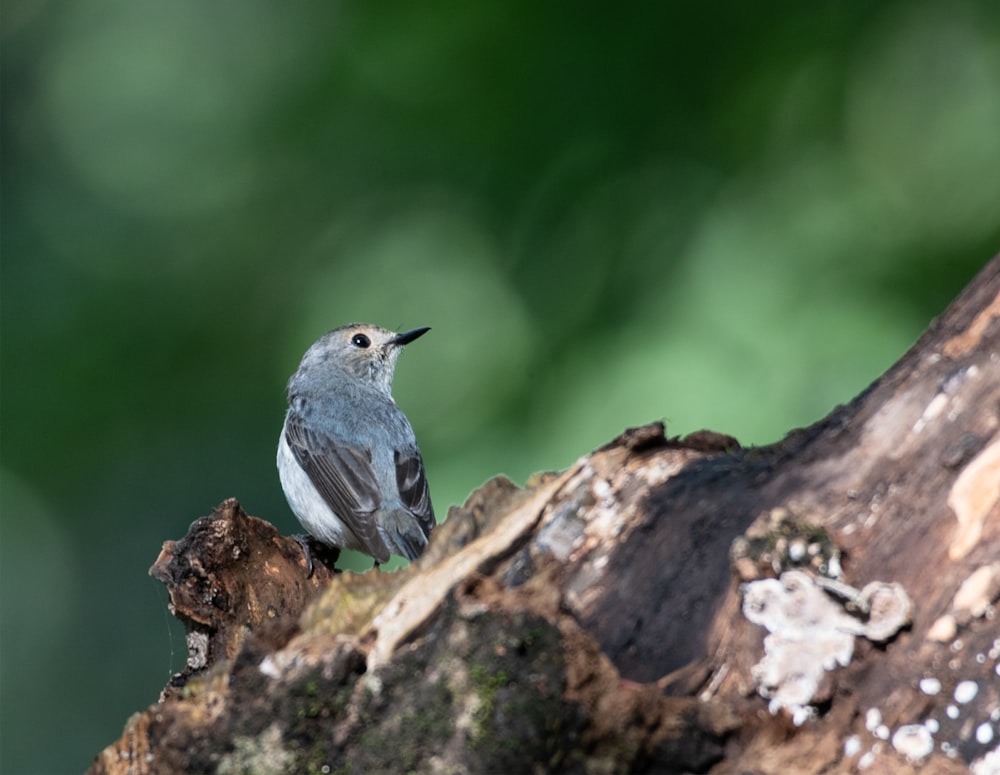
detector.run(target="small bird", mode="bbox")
[277,323,435,569]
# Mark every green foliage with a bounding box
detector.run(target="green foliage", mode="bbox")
[2,1,997,771]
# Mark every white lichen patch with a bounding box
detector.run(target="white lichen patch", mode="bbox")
[955,680,980,704]
[860,581,913,642]
[891,724,934,762]
[741,570,912,722]
[972,745,1000,775]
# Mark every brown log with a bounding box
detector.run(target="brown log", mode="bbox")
[90,256,1000,774]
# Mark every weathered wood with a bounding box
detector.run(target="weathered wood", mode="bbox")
[90,256,1000,774]
[148,499,337,683]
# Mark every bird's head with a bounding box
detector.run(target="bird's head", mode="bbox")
[296,323,430,395]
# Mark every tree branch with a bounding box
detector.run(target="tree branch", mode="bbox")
[90,256,1000,774]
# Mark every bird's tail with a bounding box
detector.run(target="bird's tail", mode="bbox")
[379,511,430,561]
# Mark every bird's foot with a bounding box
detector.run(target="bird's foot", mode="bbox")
[291,534,340,578]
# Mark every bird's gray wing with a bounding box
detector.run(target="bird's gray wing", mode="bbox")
[283,411,390,561]
[394,448,435,537]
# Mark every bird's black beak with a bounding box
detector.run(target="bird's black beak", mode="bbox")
[390,326,431,346]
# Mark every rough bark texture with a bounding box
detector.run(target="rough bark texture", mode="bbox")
[90,256,1000,775]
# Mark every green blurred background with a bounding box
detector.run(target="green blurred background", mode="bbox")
[1,1,998,772]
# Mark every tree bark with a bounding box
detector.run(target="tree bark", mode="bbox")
[90,256,1000,775]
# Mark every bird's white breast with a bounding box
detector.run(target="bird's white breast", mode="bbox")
[276,432,363,552]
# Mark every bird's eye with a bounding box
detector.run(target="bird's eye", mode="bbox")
[351,333,371,348]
